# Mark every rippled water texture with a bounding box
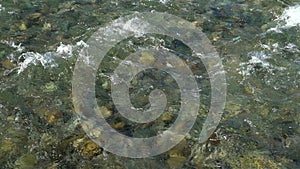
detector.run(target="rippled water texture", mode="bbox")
[0,0,299,168]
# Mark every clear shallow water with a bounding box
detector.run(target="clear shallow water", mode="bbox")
[0,0,299,168]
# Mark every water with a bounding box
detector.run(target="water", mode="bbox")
[0,0,299,168]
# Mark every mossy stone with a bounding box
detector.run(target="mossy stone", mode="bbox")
[15,153,37,169]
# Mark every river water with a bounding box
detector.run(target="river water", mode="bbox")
[0,0,299,168]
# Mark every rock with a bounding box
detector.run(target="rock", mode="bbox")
[43,22,52,31]
[162,112,172,121]
[42,82,58,93]
[15,153,37,169]
[139,51,155,65]
[29,13,42,20]
[99,106,112,119]
[167,156,186,169]
[111,122,125,129]
[1,59,17,69]
[45,111,63,124]
[19,23,27,31]
[80,140,101,158]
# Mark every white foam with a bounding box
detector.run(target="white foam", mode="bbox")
[260,42,299,54]
[109,16,150,38]
[238,44,293,79]
[268,4,300,32]
[17,41,87,74]
[0,40,24,52]
[159,0,170,4]
[17,52,57,74]
[239,51,272,76]
[56,43,73,58]
[278,4,300,28]
[0,4,5,12]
